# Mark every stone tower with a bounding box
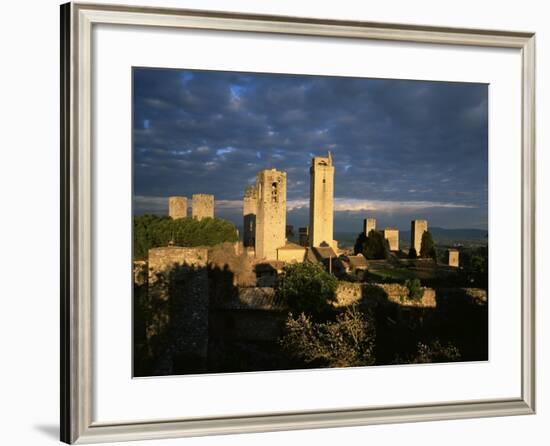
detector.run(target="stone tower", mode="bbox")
[243,185,257,248]
[192,194,214,220]
[309,152,335,248]
[255,169,286,260]
[363,218,376,236]
[384,228,399,251]
[447,249,460,267]
[168,196,187,219]
[410,219,428,255]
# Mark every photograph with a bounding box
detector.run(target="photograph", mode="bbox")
[132,67,489,377]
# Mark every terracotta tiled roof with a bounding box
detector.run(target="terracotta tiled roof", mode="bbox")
[308,246,337,261]
[347,254,368,268]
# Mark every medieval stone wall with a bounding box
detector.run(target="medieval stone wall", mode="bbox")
[335,281,436,308]
[147,246,209,374]
[133,260,148,286]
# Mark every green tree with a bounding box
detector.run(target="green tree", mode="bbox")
[420,230,437,260]
[280,306,376,368]
[460,246,488,288]
[411,340,461,364]
[353,232,367,255]
[276,262,337,317]
[404,278,423,301]
[408,247,417,259]
[361,230,390,260]
[133,215,239,259]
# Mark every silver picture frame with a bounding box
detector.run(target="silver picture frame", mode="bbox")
[60,2,536,444]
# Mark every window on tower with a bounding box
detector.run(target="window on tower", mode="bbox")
[271,182,278,202]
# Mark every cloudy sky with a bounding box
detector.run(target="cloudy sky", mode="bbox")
[133,67,488,233]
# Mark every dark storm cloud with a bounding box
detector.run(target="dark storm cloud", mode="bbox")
[133,68,488,230]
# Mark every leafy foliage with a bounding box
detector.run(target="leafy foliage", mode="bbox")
[404,278,423,301]
[133,214,239,259]
[353,232,367,255]
[354,230,390,260]
[460,246,488,288]
[420,230,437,260]
[408,247,417,259]
[280,306,376,368]
[410,340,461,364]
[276,262,337,317]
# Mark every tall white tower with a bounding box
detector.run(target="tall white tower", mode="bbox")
[309,152,335,248]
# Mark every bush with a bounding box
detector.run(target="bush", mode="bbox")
[133,214,239,259]
[280,306,376,368]
[411,340,461,364]
[276,262,337,317]
[354,230,390,260]
[405,278,423,301]
[420,231,437,260]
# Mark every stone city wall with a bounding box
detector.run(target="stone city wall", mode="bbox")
[147,246,209,374]
[335,282,436,308]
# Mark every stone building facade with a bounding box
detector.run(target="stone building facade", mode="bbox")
[447,248,460,267]
[243,185,257,248]
[277,242,307,263]
[192,194,214,220]
[384,228,399,251]
[309,152,335,248]
[255,169,287,260]
[363,218,376,236]
[410,219,428,255]
[168,196,187,219]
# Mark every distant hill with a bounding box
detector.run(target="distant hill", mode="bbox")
[401,227,488,243]
[335,227,488,249]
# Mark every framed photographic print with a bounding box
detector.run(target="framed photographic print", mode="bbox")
[60,2,535,444]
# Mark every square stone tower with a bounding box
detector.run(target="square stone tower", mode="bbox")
[243,185,257,248]
[447,249,460,267]
[192,194,214,220]
[384,228,399,251]
[411,219,428,255]
[363,218,376,236]
[168,196,187,219]
[255,169,286,260]
[309,152,335,248]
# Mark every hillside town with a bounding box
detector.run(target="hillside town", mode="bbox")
[133,152,488,376]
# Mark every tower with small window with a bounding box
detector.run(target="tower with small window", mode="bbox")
[255,169,287,260]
